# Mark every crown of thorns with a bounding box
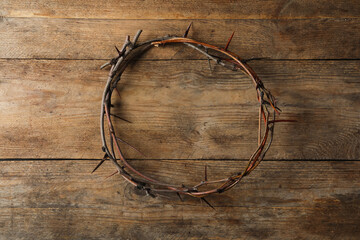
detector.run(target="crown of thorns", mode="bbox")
[94,24,287,206]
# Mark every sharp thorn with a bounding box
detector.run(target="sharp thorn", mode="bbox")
[176,192,184,202]
[224,31,235,51]
[115,45,121,55]
[105,170,119,179]
[201,197,215,210]
[91,153,109,173]
[183,22,193,38]
[110,113,132,123]
[116,137,146,157]
[91,159,105,174]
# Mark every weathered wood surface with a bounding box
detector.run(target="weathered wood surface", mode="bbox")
[1,160,359,239]
[0,59,358,159]
[1,1,359,239]
[1,0,359,19]
[1,18,359,60]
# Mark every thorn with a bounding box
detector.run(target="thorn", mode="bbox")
[116,137,146,157]
[224,31,235,51]
[183,22,193,38]
[176,192,184,202]
[110,113,132,123]
[91,159,105,173]
[91,153,108,173]
[115,45,121,55]
[201,197,215,210]
[105,170,119,179]
[204,165,208,181]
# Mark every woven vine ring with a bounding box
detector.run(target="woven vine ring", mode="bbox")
[95,24,282,204]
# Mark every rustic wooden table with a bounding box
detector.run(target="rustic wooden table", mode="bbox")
[0,1,359,239]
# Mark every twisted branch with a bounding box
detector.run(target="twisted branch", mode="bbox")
[95,26,288,203]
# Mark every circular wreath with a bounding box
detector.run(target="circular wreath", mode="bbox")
[95,25,283,204]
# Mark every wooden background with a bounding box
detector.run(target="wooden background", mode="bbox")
[0,1,359,239]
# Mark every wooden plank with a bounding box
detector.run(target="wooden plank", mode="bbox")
[0,18,359,60]
[1,0,359,19]
[0,160,359,239]
[0,59,359,160]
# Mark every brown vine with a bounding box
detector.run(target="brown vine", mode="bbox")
[94,24,290,205]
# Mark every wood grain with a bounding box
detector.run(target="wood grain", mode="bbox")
[0,59,358,159]
[0,160,359,239]
[1,18,359,60]
[1,0,359,19]
[1,0,359,239]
